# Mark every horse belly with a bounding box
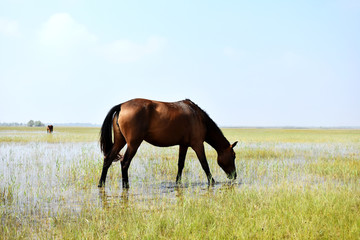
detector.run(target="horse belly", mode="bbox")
[145,124,188,147]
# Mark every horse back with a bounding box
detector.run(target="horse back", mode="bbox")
[117,99,206,147]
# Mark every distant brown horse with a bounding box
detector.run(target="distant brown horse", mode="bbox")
[98,98,238,188]
[47,125,53,133]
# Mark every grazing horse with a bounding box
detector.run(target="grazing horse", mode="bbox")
[98,98,238,188]
[47,125,53,133]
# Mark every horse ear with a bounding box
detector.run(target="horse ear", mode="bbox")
[231,141,238,149]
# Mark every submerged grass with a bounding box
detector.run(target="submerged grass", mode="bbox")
[0,127,359,239]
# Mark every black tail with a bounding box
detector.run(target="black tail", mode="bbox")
[100,104,121,156]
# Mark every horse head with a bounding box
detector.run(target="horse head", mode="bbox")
[217,141,238,179]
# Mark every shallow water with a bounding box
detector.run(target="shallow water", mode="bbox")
[0,141,232,215]
[1,136,359,219]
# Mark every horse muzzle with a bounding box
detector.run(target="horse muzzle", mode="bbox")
[227,171,237,180]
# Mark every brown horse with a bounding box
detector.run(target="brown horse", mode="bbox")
[98,98,238,188]
[47,125,53,133]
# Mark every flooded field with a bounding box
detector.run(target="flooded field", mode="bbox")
[1,127,359,239]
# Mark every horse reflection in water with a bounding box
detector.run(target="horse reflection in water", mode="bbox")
[98,98,238,189]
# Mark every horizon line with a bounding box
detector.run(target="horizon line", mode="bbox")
[1,122,359,129]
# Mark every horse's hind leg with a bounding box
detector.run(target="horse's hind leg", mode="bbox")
[98,158,113,188]
[98,133,126,188]
[120,141,141,188]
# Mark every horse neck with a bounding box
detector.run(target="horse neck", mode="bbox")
[187,100,230,153]
[205,123,230,154]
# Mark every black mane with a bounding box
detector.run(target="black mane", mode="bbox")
[184,99,230,151]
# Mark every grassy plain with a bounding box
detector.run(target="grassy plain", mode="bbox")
[0,126,99,142]
[0,127,359,239]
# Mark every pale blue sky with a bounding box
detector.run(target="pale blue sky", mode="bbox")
[0,0,359,126]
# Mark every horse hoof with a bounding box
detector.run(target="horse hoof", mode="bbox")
[176,178,182,185]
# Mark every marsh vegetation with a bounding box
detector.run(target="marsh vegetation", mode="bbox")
[0,127,359,239]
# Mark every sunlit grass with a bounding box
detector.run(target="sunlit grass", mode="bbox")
[0,127,359,239]
[308,155,360,181]
[0,126,99,142]
[223,128,360,143]
[2,185,359,239]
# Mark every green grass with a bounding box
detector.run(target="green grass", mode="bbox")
[308,155,360,181]
[0,127,359,239]
[3,185,359,239]
[0,126,100,142]
[223,128,360,143]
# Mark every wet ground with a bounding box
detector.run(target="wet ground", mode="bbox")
[1,130,359,219]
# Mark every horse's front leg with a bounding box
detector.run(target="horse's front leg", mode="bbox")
[192,144,215,185]
[176,145,188,184]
